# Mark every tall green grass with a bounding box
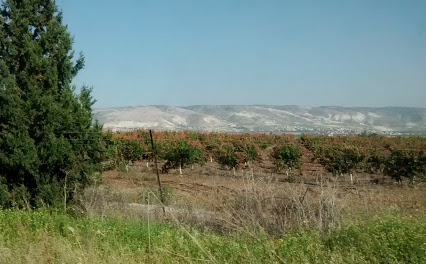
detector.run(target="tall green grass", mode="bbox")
[0,209,424,263]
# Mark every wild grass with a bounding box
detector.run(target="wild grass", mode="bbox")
[0,209,424,263]
[220,177,342,234]
[5,166,422,263]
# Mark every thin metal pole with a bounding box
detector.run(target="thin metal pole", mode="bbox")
[149,129,165,214]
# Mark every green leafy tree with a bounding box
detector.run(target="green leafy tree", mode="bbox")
[273,144,302,172]
[162,140,206,174]
[416,151,426,181]
[215,145,238,170]
[114,139,145,172]
[384,149,425,182]
[0,0,104,208]
[322,147,363,176]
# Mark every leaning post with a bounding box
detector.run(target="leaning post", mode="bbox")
[149,129,165,214]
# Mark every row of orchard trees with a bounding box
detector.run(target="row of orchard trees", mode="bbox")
[104,130,426,182]
[104,132,207,174]
[301,134,426,182]
[103,130,304,175]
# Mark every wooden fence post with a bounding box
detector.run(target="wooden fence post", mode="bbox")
[149,129,165,214]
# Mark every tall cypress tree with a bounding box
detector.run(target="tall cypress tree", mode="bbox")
[0,0,104,207]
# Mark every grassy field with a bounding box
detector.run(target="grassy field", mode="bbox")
[0,209,424,264]
[1,136,425,263]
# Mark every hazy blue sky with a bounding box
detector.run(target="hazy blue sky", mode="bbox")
[57,0,426,108]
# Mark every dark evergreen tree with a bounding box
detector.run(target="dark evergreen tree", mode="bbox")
[0,0,104,207]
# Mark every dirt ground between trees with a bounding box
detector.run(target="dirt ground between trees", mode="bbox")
[101,160,425,223]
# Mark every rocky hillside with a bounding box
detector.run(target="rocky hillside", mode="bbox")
[93,105,426,135]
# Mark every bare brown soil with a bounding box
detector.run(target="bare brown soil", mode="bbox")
[103,161,426,220]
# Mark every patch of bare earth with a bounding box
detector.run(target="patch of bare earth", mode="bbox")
[101,161,425,224]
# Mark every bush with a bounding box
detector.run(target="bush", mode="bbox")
[322,147,363,175]
[366,151,387,174]
[325,215,426,263]
[115,139,145,171]
[242,143,258,163]
[384,149,425,182]
[188,131,206,141]
[216,145,239,169]
[162,140,206,173]
[273,144,302,172]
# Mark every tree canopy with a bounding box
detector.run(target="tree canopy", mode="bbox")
[0,0,104,208]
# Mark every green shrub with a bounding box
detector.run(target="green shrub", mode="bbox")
[322,147,364,175]
[416,151,426,180]
[243,143,258,163]
[273,144,302,172]
[188,131,206,141]
[366,151,387,174]
[384,149,425,182]
[326,215,426,263]
[117,139,145,170]
[216,145,239,169]
[162,140,206,173]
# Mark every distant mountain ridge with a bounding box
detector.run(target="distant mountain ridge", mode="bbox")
[93,105,426,135]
